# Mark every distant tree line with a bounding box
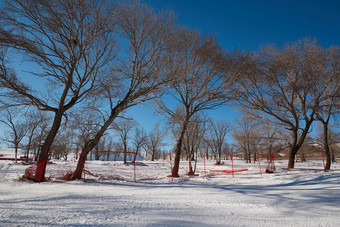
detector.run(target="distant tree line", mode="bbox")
[0,0,339,182]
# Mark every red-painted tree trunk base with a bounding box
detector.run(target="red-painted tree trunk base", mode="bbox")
[24,160,48,182]
[265,169,274,173]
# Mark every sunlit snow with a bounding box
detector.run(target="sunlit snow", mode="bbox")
[1,149,339,226]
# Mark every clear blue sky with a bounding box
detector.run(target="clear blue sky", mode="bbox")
[143,0,340,50]
[129,0,340,134]
[2,0,340,149]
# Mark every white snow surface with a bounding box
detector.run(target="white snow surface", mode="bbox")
[1,149,340,226]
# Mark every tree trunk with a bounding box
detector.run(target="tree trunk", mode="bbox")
[325,154,331,170]
[287,120,313,169]
[95,150,100,160]
[218,148,222,164]
[186,148,195,175]
[323,122,331,170]
[72,104,124,180]
[32,112,63,182]
[288,146,299,168]
[187,159,194,176]
[123,141,127,163]
[33,148,38,161]
[151,149,155,161]
[171,117,190,178]
[72,150,86,180]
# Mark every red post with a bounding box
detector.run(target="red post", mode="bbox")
[231,150,234,178]
[134,152,137,182]
[321,146,325,170]
[203,151,207,178]
[257,149,262,175]
[169,152,173,182]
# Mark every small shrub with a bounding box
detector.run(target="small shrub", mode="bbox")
[18,174,28,182]
[59,170,74,181]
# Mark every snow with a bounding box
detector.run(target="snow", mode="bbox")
[1,149,340,226]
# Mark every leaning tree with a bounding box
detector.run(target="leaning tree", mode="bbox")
[0,0,117,181]
[71,1,176,179]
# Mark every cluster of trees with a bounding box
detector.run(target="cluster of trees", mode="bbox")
[0,109,169,163]
[231,112,340,165]
[235,40,339,169]
[0,0,339,181]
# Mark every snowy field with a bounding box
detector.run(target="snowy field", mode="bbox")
[1,149,340,227]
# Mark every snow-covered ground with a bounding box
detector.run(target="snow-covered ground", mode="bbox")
[1,149,340,226]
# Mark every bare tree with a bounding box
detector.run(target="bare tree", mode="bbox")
[157,28,237,177]
[104,136,114,161]
[146,123,165,161]
[113,118,136,163]
[70,110,103,160]
[236,39,337,168]
[315,122,340,165]
[0,109,28,163]
[182,113,207,175]
[30,115,51,161]
[22,111,49,162]
[132,127,147,156]
[50,130,73,161]
[92,133,113,161]
[71,1,175,179]
[0,0,118,181]
[232,115,261,163]
[329,124,340,162]
[314,46,340,169]
[259,123,282,162]
[316,101,338,169]
[204,119,230,165]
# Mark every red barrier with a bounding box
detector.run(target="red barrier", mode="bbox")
[266,149,276,173]
[0,157,32,161]
[210,169,248,173]
[24,150,48,183]
[133,152,137,182]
